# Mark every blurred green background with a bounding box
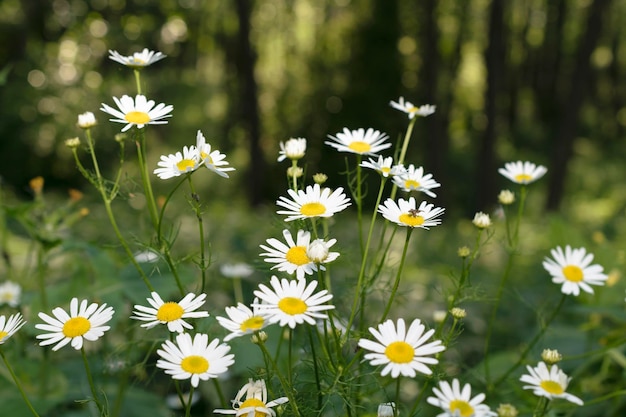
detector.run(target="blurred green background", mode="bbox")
[1,0,625,217]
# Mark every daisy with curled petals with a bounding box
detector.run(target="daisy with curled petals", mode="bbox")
[260,229,318,280]
[378,197,445,229]
[427,379,497,417]
[0,313,26,345]
[156,332,234,387]
[196,130,235,178]
[214,378,289,417]
[36,298,114,351]
[498,160,547,184]
[278,137,307,162]
[154,145,202,179]
[390,97,436,119]
[520,361,583,405]
[253,276,334,329]
[131,292,209,333]
[325,127,391,156]
[358,318,445,378]
[276,183,351,222]
[392,164,441,197]
[108,48,166,68]
[100,94,173,132]
[215,299,270,341]
[360,156,403,178]
[542,245,608,296]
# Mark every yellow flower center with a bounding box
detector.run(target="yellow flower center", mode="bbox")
[176,159,196,172]
[124,111,151,124]
[381,167,391,175]
[398,213,425,227]
[408,106,418,113]
[278,297,307,315]
[384,341,414,363]
[300,202,326,216]
[240,316,265,332]
[562,265,583,282]
[181,355,209,374]
[156,302,184,322]
[239,398,266,417]
[0,331,8,340]
[540,380,565,395]
[348,141,371,153]
[514,173,532,183]
[449,400,474,417]
[404,179,421,189]
[62,317,91,338]
[285,246,310,266]
[200,151,214,164]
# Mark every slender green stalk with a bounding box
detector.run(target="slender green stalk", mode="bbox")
[212,379,227,408]
[186,175,208,292]
[394,378,401,417]
[256,340,302,417]
[134,132,160,231]
[80,347,105,416]
[290,160,299,191]
[35,245,47,312]
[389,117,417,202]
[133,69,143,94]
[355,155,365,255]
[184,386,195,417]
[533,397,550,417]
[307,326,323,411]
[0,349,41,417]
[381,227,413,321]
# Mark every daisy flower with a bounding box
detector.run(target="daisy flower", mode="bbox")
[360,156,403,178]
[35,298,114,351]
[0,313,26,345]
[196,130,235,178]
[392,164,441,197]
[100,94,173,132]
[278,137,307,162]
[214,378,288,417]
[378,197,445,229]
[306,237,339,264]
[77,111,97,129]
[156,332,234,388]
[253,276,334,329]
[153,145,202,179]
[358,318,445,378]
[390,97,436,119]
[260,229,319,280]
[427,379,497,417]
[498,161,547,184]
[215,299,270,341]
[131,292,209,333]
[520,361,583,405]
[276,183,351,222]
[108,48,166,68]
[542,245,608,296]
[0,280,21,307]
[325,127,391,156]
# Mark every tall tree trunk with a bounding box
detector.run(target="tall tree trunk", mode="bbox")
[545,0,612,211]
[235,0,265,206]
[476,0,505,210]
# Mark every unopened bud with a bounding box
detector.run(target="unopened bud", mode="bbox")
[457,246,471,258]
[77,111,97,129]
[251,331,268,344]
[496,403,518,417]
[313,173,328,185]
[29,176,44,195]
[65,137,81,148]
[451,307,466,319]
[287,166,303,178]
[541,348,562,365]
[307,239,330,263]
[472,212,491,229]
[498,189,515,205]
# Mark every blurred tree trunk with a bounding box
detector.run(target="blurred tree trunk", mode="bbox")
[545,0,612,210]
[475,0,506,210]
[234,0,265,206]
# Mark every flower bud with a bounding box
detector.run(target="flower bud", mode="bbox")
[77,111,97,129]
[498,189,515,205]
[251,331,268,344]
[457,246,471,258]
[313,173,328,185]
[65,137,81,148]
[472,211,491,229]
[541,348,562,365]
[287,166,303,178]
[451,307,466,319]
[307,239,330,263]
[496,403,518,417]
[29,176,44,195]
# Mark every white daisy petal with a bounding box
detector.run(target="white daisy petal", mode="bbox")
[276,183,351,222]
[108,48,166,68]
[543,245,607,296]
[131,291,209,333]
[426,378,497,417]
[390,97,436,119]
[100,94,173,132]
[214,379,289,416]
[498,160,547,184]
[0,313,26,345]
[325,127,391,156]
[520,361,584,405]
[378,197,445,229]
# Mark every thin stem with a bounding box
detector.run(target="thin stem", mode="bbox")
[135,133,159,231]
[256,340,302,417]
[0,349,41,417]
[307,326,323,411]
[81,346,105,416]
[184,386,194,417]
[212,379,227,408]
[134,69,142,94]
[355,155,364,255]
[533,397,550,417]
[381,227,413,321]
[187,175,208,292]
[390,117,417,201]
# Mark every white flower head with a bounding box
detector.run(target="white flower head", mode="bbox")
[392,164,441,197]
[156,332,234,387]
[153,145,202,180]
[215,299,270,342]
[472,212,492,229]
[276,183,351,222]
[360,156,403,178]
[196,130,235,178]
[108,48,166,68]
[214,379,289,417]
[100,94,173,132]
[427,379,497,417]
[77,111,97,129]
[220,263,254,278]
[306,238,339,264]
[0,281,22,307]
[378,402,396,417]
[131,292,209,333]
[253,276,334,329]
[378,197,445,229]
[390,97,436,119]
[520,361,583,405]
[35,298,115,351]
[498,161,547,184]
[358,318,445,378]
[0,313,26,345]
[325,127,391,156]
[542,245,608,296]
[278,137,307,162]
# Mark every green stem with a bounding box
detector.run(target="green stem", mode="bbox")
[0,349,41,417]
[290,160,299,191]
[157,176,187,244]
[390,117,417,201]
[135,133,159,231]
[381,227,413,321]
[307,326,322,411]
[186,175,208,293]
[133,69,142,95]
[81,347,105,416]
[212,379,227,408]
[355,155,364,255]
[184,386,194,417]
[256,340,302,417]
[533,396,550,417]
